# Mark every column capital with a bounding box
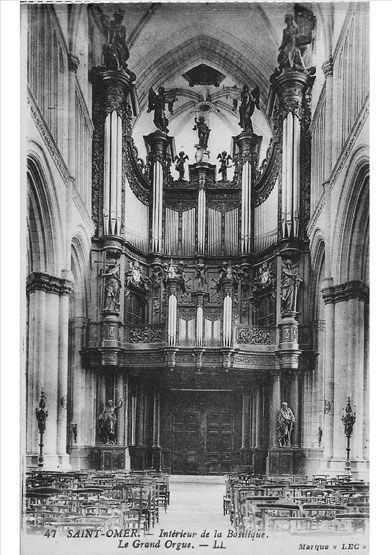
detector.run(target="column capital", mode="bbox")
[26,272,73,297]
[322,280,369,305]
[89,67,136,117]
[271,69,315,119]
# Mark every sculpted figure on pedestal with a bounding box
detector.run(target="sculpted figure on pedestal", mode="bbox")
[147,86,177,133]
[98,399,123,444]
[217,151,232,181]
[193,116,210,151]
[281,259,302,315]
[102,9,130,72]
[277,401,296,447]
[102,262,122,312]
[174,151,189,180]
[238,85,260,133]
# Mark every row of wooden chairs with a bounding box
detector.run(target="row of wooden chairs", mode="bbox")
[24,470,170,535]
[224,473,369,536]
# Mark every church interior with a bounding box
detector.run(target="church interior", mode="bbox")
[23,1,369,540]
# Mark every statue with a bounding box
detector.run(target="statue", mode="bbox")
[196,263,207,291]
[278,13,309,72]
[102,9,130,72]
[98,399,123,444]
[193,116,210,151]
[102,262,122,312]
[217,151,232,181]
[238,85,260,133]
[277,401,295,447]
[281,259,302,314]
[174,151,189,180]
[147,86,177,133]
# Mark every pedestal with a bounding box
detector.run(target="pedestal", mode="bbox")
[266,447,304,476]
[92,445,126,470]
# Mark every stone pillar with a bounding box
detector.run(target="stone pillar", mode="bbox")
[145,132,171,253]
[136,384,145,447]
[26,273,73,468]
[321,282,335,461]
[255,387,261,449]
[57,292,71,456]
[90,67,135,237]
[233,133,262,254]
[271,69,314,239]
[241,393,251,450]
[115,372,125,444]
[69,317,88,448]
[270,371,281,448]
[290,370,300,447]
[332,299,348,460]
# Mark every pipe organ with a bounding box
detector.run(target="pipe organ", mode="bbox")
[81,6,327,478]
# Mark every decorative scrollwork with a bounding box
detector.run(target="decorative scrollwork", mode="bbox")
[237,327,272,345]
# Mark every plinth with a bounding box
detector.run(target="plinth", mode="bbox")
[266,447,304,476]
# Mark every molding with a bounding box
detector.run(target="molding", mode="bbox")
[329,95,369,191]
[307,190,326,237]
[75,79,94,135]
[26,272,73,296]
[321,280,369,305]
[309,84,326,135]
[28,88,72,186]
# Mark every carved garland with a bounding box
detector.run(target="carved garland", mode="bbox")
[237,327,271,345]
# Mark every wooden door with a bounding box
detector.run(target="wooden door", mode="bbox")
[170,394,235,474]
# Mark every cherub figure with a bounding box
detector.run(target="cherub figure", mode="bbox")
[217,151,232,181]
[174,151,189,180]
[147,86,178,133]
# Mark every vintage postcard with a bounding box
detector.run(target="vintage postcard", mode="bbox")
[17,0,370,554]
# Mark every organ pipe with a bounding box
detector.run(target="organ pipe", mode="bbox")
[196,306,203,347]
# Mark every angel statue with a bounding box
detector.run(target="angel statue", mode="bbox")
[217,151,232,181]
[147,86,177,133]
[174,151,189,180]
[98,399,123,444]
[239,85,261,133]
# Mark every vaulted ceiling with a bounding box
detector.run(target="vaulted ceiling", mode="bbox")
[96,2,331,167]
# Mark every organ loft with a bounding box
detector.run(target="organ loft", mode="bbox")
[25,3,369,480]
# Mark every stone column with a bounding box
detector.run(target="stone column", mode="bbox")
[290,370,300,447]
[321,281,335,460]
[233,133,262,254]
[270,371,281,448]
[241,393,251,450]
[255,387,261,449]
[145,132,171,253]
[69,317,88,447]
[332,299,348,460]
[115,372,125,444]
[136,384,145,447]
[57,291,72,457]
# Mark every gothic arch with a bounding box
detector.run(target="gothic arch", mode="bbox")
[70,231,91,319]
[27,148,64,275]
[331,146,369,284]
[309,230,326,321]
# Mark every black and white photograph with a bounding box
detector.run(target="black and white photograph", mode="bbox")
[13,0,372,553]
